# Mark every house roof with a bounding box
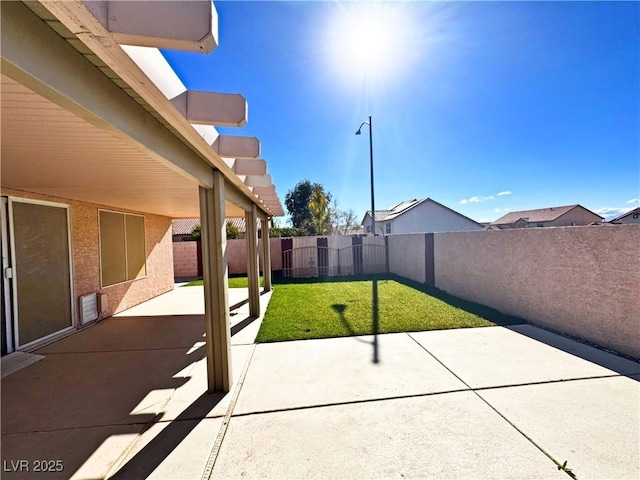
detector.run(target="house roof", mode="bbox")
[490,205,602,225]
[363,198,483,227]
[172,218,247,235]
[608,207,640,223]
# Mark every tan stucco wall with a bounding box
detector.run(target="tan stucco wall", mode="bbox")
[2,188,174,317]
[434,226,640,358]
[387,234,426,284]
[173,241,199,278]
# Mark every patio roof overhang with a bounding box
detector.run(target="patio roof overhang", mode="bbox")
[0,0,284,219]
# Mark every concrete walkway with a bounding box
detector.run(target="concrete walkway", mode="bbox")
[1,286,638,479]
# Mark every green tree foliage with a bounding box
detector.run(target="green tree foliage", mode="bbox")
[226,222,241,239]
[191,222,242,240]
[284,180,331,232]
[308,186,331,235]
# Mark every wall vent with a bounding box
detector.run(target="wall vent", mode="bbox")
[79,293,99,324]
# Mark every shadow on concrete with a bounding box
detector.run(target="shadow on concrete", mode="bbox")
[109,392,224,479]
[506,324,640,379]
[0,314,213,480]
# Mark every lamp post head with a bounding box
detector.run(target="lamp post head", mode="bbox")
[355,120,369,136]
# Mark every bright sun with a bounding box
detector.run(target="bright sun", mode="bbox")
[322,2,420,90]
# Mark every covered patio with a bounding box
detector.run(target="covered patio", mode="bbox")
[1,0,283,393]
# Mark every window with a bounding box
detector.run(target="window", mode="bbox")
[99,210,146,287]
[385,222,391,234]
[365,225,371,233]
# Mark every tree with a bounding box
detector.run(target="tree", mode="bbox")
[226,222,241,239]
[308,186,331,235]
[332,207,359,234]
[284,180,331,231]
[191,222,242,240]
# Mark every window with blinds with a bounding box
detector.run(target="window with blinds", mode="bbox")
[99,210,146,287]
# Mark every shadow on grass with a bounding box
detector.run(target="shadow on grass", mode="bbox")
[331,278,380,364]
[275,271,524,328]
[386,274,524,327]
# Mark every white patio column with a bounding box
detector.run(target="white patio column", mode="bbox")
[246,204,260,317]
[261,217,272,292]
[199,173,232,393]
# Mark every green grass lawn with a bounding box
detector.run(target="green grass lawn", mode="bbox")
[183,276,263,289]
[256,276,522,343]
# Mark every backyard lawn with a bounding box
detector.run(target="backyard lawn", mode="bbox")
[256,276,522,342]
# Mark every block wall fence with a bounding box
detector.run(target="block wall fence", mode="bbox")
[172,226,639,358]
[388,226,640,359]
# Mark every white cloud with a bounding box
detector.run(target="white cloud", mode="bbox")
[497,191,512,196]
[467,195,494,203]
[494,208,501,213]
[459,199,468,205]
[594,207,634,221]
[627,198,640,204]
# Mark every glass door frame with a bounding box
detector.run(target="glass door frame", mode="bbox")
[7,197,76,350]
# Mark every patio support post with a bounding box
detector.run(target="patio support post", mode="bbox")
[261,217,272,292]
[246,204,260,317]
[199,174,232,393]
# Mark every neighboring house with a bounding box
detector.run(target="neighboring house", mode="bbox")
[362,198,484,235]
[172,218,247,241]
[608,207,640,225]
[1,1,283,392]
[490,205,603,229]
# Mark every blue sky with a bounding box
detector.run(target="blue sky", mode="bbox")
[162,0,639,223]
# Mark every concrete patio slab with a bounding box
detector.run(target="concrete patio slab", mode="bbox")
[409,325,639,389]
[233,333,467,415]
[1,424,143,480]
[479,376,640,480]
[1,347,202,434]
[159,344,253,422]
[105,417,224,480]
[37,315,206,354]
[214,391,567,479]
[0,351,45,378]
[230,291,272,346]
[112,285,250,317]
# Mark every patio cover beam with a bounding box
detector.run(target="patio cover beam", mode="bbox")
[0,1,213,188]
[232,159,267,176]
[81,0,218,53]
[38,0,273,218]
[225,179,255,213]
[246,205,261,317]
[261,218,272,291]
[212,135,260,160]
[171,91,247,127]
[199,173,232,393]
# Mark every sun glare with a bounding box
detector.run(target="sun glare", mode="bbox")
[322,2,421,90]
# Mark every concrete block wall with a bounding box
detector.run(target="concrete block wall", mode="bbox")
[387,234,428,284]
[384,226,639,358]
[173,242,198,278]
[433,226,640,358]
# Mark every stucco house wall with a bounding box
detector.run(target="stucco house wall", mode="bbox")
[549,206,603,227]
[2,188,174,317]
[386,201,483,234]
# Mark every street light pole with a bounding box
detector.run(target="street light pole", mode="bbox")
[356,116,375,235]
